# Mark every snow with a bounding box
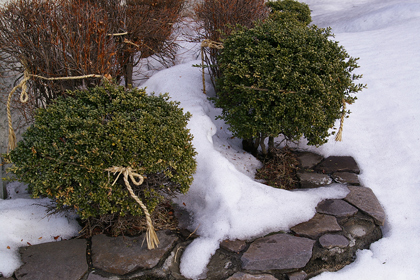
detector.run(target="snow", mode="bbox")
[1,0,420,278]
[142,61,350,278]
[0,183,81,277]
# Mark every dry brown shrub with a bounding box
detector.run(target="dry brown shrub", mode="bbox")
[0,0,185,126]
[0,0,119,114]
[193,0,269,88]
[84,0,185,86]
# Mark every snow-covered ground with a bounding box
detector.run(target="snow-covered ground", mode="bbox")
[1,0,420,278]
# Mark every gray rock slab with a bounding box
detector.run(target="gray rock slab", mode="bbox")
[91,231,178,275]
[241,234,315,271]
[315,156,360,174]
[15,239,88,280]
[297,172,332,188]
[87,272,109,280]
[291,213,342,239]
[316,199,358,217]
[332,172,360,185]
[344,186,386,226]
[297,152,324,169]
[0,277,15,280]
[205,248,240,279]
[226,272,278,280]
[220,239,247,253]
[319,234,349,249]
[288,271,308,280]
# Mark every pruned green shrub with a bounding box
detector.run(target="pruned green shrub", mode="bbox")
[8,83,197,230]
[266,0,312,25]
[214,19,365,154]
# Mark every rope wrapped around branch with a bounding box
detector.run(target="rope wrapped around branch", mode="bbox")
[200,39,223,94]
[6,70,111,152]
[105,166,159,250]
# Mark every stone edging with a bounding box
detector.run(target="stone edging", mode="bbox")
[4,152,386,280]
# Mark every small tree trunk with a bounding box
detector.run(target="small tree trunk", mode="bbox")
[124,55,134,87]
[254,137,260,150]
[259,135,267,155]
[242,138,258,155]
[268,136,275,153]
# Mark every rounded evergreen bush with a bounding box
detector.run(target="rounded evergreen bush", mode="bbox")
[214,19,365,153]
[8,83,197,229]
[266,0,312,25]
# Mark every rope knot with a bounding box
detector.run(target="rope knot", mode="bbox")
[106,166,144,186]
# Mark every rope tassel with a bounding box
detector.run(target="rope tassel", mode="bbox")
[335,99,347,142]
[105,166,159,250]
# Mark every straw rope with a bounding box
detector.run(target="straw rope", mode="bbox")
[6,70,110,152]
[335,99,346,142]
[30,73,110,81]
[123,38,156,54]
[107,32,128,36]
[200,39,223,94]
[6,68,30,151]
[105,166,159,250]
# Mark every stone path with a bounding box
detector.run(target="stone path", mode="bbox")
[0,152,386,280]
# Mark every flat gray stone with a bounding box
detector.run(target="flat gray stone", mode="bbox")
[288,271,308,280]
[344,186,386,226]
[297,172,332,188]
[316,199,358,217]
[15,239,88,280]
[205,248,240,279]
[315,156,360,174]
[297,152,324,169]
[220,239,247,253]
[291,213,342,239]
[319,234,349,249]
[241,234,315,271]
[332,172,360,185]
[87,272,109,280]
[91,231,178,275]
[226,272,278,280]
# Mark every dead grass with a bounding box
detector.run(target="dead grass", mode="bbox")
[255,147,300,190]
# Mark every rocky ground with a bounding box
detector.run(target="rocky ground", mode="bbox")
[0,152,385,280]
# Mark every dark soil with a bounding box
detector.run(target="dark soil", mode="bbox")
[255,147,300,190]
